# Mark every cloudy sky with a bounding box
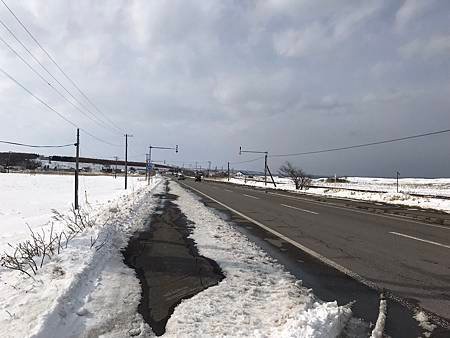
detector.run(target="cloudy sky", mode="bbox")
[0,0,449,177]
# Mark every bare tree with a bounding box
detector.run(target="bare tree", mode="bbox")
[278,161,311,190]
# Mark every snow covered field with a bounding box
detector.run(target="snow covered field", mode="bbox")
[0,173,162,337]
[0,172,146,252]
[220,176,450,213]
[315,177,450,197]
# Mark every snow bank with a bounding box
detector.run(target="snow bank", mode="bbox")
[370,298,386,338]
[168,181,351,337]
[220,177,450,213]
[0,175,163,338]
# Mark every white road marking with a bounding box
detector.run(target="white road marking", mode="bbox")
[281,203,318,215]
[243,194,259,200]
[224,189,233,193]
[268,192,450,231]
[389,232,450,249]
[178,182,379,291]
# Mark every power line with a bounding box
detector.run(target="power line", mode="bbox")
[0,18,119,135]
[0,66,120,147]
[0,32,119,134]
[270,128,450,158]
[0,140,74,148]
[230,156,265,165]
[1,0,124,134]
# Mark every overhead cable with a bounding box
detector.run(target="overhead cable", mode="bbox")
[0,66,120,147]
[0,140,74,148]
[1,0,124,134]
[270,128,450,158]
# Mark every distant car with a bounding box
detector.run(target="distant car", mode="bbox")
[178,174,186,180]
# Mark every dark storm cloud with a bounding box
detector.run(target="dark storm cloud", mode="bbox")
[0,0,449,176]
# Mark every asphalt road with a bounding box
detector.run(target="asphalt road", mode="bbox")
[178,178,450,328]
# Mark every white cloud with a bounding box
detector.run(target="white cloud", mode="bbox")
[272,0,384,57]
[395,0,436,31]
[0,0,448,176]
[399,34,450,59]
[273,23,331,57]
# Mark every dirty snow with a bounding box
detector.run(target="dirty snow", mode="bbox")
[414,311,437,337]
[168,181,352,337]
[370,299,386,338]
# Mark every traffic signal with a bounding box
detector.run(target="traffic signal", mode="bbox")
[175,145,179,153]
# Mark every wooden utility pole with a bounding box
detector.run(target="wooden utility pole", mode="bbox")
[396,171,400,193]
[266,163,277,187]
[264,153,267,186]
[124,134,132,189]
[75,128,80,209]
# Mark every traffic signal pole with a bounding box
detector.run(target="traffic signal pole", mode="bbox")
[147,144,179,184]
[239,146,269,186]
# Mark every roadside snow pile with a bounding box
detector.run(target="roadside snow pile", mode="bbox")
[169,182,352,337]
[221,177,450,213]
[414,311,437,337]
[0,174,163,338]
[370,298,386,338]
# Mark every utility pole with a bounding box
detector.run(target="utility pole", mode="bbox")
[239,146,269,186]
[75,128,80,210]
[208,161,211,177]
[227,161,230,181]
[124,134,132,190]
[264,153,267,186]
[396,171,400,193]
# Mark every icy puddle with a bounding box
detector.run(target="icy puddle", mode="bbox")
[122,181,224,335]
